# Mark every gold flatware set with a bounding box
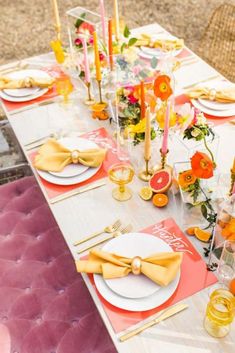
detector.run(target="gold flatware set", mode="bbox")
[75,220,132,254]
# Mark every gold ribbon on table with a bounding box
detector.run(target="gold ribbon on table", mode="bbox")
[76,249,183,287]
[186,85,235,103]
[0,76,55,90]
[34,139,106,172]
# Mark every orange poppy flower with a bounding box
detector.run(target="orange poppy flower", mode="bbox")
[178,169,197,189]
[191,152,214,179]
[154,75,173,101]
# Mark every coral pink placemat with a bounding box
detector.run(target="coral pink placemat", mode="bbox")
[1,65,66,113]
[88,217,217,334]
[175,94,235,126]
[29,127,120,200]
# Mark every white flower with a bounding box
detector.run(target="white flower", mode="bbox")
[191,129,201,137]
[196,112,206,125]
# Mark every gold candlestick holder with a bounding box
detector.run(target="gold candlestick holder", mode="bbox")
[138,157,154,182]
[229,169,235,196]
[84,82,95,105]
[153,149,172,172]
[97,80,104,104]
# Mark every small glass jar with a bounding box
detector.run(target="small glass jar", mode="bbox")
[204,288,235,338]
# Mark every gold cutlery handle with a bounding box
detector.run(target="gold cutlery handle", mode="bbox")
[74,230,104,246]
[77,234,113,254]
[119,303,188,342]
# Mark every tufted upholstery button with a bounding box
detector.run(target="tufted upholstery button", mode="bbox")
[16,258,21,264]
[25,287,31,293]
[58,289,65,294]
[36,316,43,324]
[71,320,78,327]
[36,234,41,240]
[1,316,8,322]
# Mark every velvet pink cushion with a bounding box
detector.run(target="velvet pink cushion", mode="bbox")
[0,177,116,353]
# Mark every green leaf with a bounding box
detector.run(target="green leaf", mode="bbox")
[201,204,208,219]
[121,43,127,53]
[123,25,131,38]
[128,37,138,46]
[139,70,148,78]
[150,56,158,69]
[75,13,86,28]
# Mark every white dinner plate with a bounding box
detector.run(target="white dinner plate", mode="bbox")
[192,99,235,117]
[94,233,181,311]
[49,137,98,178]
[0,69,51,102]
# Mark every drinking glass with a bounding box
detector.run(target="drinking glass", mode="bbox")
[217,240,235,287]
[108,163,134,201]
[55,76,73,104]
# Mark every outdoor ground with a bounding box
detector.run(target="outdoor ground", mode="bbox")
[0,0,233,65]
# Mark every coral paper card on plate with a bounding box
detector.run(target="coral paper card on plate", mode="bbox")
[88,218,217,334]
[0,65,66,113]
[28,127,120,201]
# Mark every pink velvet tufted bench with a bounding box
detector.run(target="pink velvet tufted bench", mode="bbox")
[0,176,117,353]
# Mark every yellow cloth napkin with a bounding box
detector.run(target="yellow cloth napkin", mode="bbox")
[76,249,183,287]
[0,76,55,90]
[186,85,235,103]
[153,38,184,50]
[34,138,106,172]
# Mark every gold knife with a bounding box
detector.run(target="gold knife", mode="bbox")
[50,180,107,204]
[119,303,188,342]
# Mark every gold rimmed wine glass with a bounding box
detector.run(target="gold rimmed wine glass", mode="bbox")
[108,163,134,201]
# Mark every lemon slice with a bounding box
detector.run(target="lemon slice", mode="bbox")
[139,186,153,201]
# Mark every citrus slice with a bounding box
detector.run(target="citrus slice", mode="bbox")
[139,186,153,201]
[186,227,196,236]
[229,278,235,295]
[91,102,107,112]
[149,169,172,193]
[194,228,211,242]
[152,193,168,207]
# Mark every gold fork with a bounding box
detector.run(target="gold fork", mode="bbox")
[77,224,133,254]
[74,219,122,246]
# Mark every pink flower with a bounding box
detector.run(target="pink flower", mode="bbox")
[128,94,138,104]
[132,65,142,76]
[99,52,105,61]
[89,37,94,45]
[74,38,82,46]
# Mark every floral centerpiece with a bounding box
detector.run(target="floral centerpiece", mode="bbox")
[177,151,217,242]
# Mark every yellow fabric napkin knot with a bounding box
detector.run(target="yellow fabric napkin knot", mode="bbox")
[76,249,183,287]
[0,75,55,90]
[34,138,106,172]
[186,85,235,103]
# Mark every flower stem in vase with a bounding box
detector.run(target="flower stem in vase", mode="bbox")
[203,135,216,168]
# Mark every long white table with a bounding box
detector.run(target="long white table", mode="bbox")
[1,23,235,353]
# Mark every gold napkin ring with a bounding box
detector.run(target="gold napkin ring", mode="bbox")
[131,256,142,275]
[71,150,80,164]
[209,88,216,101]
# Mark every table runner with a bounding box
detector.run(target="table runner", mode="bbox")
[88,217,217,334]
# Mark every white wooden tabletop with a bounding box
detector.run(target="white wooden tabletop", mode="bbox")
[1,23,235,353]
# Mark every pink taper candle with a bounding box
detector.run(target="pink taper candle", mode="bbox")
[100,0,106,43]
[81,37,90,83]
[161,100,170,155]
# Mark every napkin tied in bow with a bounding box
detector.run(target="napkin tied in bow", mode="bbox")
[34,139,106,172]
[186,85,235,103]
[76,249,183,287]
[0,76,55,90]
